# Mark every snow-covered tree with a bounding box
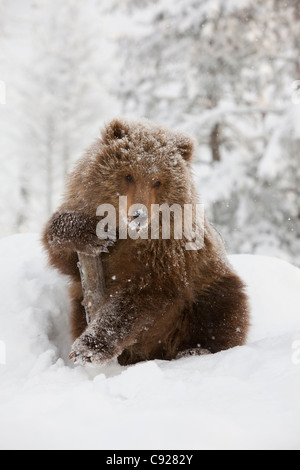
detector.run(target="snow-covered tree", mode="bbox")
[0,0,23,236]
[1,0,118,234]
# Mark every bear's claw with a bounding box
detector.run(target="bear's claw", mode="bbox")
[69,331,115,366]
[69,351,93,365]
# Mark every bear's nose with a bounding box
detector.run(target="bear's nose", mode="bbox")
[133,209,142,219]
[131,208,149,224]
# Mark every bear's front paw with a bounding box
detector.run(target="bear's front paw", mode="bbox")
[176,348,211,359]
[69,332,118,366]
[47,210,115,255]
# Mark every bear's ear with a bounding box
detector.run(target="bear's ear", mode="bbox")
[101,119,130,143]
[175,133,195,162]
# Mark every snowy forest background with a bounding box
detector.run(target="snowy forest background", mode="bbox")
[0,0,299,266]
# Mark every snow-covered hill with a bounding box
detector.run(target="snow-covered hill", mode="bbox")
[0,234,299,450]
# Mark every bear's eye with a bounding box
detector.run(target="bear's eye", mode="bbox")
[154,181,162,188]
[126,174,134,183]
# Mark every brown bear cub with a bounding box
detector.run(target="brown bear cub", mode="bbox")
[42,118,250,366]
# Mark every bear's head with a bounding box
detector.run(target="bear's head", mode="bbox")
[68,118,197,239]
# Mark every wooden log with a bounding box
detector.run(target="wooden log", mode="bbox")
[77,252,106,325]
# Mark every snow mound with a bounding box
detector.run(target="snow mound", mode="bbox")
[0,234,299,450]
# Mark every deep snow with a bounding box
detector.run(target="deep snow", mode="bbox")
[0,234,299,450]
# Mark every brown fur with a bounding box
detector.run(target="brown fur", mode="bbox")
[42,118,250,366]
